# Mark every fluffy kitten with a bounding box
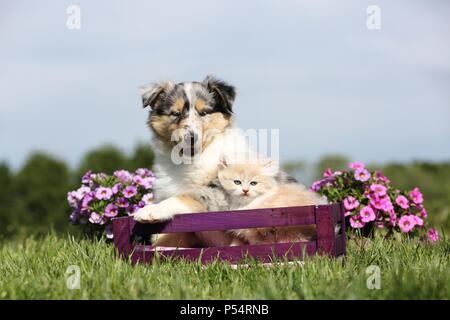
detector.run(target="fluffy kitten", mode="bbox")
[217,159,328,245]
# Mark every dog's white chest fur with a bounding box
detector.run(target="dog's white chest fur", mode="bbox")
[152,128,251,202]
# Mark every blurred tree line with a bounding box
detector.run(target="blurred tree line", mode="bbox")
[0,149,448,239]
[0,144,154,239]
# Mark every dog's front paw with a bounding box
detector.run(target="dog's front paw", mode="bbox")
[133,204,173,223]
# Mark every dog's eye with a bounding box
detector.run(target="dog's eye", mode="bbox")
[250,181,258,186]
[199,111,208,117]
[234,180,241,185]
[170,111,181,117]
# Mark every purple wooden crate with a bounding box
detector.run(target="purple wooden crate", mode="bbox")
[112,203,346,265]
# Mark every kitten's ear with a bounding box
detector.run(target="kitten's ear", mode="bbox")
[140,81,174,109]
[218,156,228,170]
[203,75,236,115]
[261,159,279,177]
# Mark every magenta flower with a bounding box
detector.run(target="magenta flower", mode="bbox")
[420,208,428,218]
[104,204,119,218]
[136,168,154,177]
[142,193,154,204]
[116,197,129,208]
[114,170,132,183]
[388,211,397,226]
[323,168,333,178]
[95,187,113,200]
[409,187,423,205]
[112,183,122,194]
[427,228,439,242]
[395,195,409,209]
[369,195,388,211]
[76,186,91,200]
[398,215,415,233]
[354,168,371,182]
[343,196,360,211]
[350,215,365,229]
[369,184,387,197]
[81,192,94,211]
[310,181,322,192]
[349,162,365,170]
[412,215,424,227]
[127,204,140,215]
[133,175,144,185]
[89,212,103,224]
[360,206,376,223]
[123,185,138,199]
[67,191,79,208]
[374,171,390,184]
[140,177,155,189]
[81,170,93,184]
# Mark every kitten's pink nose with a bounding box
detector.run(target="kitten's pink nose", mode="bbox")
[242,189,249,195]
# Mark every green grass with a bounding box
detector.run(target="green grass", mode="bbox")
[0,234,448,299]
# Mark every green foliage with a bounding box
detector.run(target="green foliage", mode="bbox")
[8,152,71,236]
[315,154,350,179]
[76,145,128,177]
[0,234,448,299]
[0,163,13,237]
[127,143,155,171]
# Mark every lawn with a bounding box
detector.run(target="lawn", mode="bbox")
[0,233,448,299]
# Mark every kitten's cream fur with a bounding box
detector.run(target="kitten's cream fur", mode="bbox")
[218,159,328,245]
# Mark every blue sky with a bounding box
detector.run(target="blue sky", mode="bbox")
[1,0,449,169]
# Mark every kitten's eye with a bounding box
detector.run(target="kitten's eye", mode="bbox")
[170,111,181,117]
[250,181,258,186]
[199,111,208,117]
[233,180,241,185]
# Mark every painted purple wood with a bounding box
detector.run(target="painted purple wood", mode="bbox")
[122,204,331,236]
[131,241,317,264]
[315,205,336,255]
[111,203,345,264]
[112,216,132,258]
[339,203,347,256]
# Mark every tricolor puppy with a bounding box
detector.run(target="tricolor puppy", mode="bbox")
[133,76,290,247]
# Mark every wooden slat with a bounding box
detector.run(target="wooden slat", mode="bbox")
[123,205,326,235]
[132,241,317,264]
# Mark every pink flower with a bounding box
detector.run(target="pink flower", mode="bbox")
[370,195,388,211]
[89,212,103,224]
[343,196,360,210]
[344,211,353,217]
[369,184,387,197]
[427,228,439,242]
[323,168,333,177]
[142,193,154,204]
[420,208,428,218]
[409,187,423,205]
[95,187,113,200]
[412,215,424,227]
[389,211,397,226]
[374,171,390,184]
[396,195,409,209]
[349,162,365,170]
[355,168,371,182]
[350,215,365,229]
[398,215,415,233]
[359,206,376,223]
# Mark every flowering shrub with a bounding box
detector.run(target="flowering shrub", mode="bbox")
[67,168,155,239]
[311,162,439,242]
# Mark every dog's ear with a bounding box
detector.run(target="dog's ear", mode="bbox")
[203,75,236,114]
[140,81,174,109]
